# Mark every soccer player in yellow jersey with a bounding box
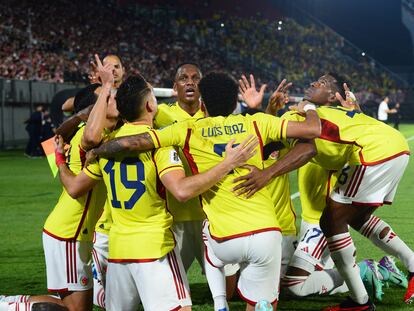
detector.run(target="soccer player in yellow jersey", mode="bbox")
[42,83,115,311]
[88,72,321,310]
[55,75,258,311]
[153,63,206,274]
[237,74,413,310]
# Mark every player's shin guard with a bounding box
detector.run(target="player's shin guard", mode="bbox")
[327,233,369,305]
[359,215,414,272]
[283,270,347,297]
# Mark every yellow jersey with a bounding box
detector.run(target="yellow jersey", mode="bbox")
[298,162,338,224]
[93,128,115,236]
[149,112,289,240]
[94,200,112,235]
[84,123,183,261]
[153,101,206,221]
[263,144,297,236]
[43,125,106,241]
[315,106,410,166]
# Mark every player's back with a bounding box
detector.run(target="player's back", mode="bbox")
[316,106,409,166]
[151,112,288,240]
[87,123,176,261]
[44,125,106,241]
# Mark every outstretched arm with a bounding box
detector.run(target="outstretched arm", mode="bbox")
[55,136,98,198]
[233,139,316,197]
[55,105,93,143]
[161,136,258,202]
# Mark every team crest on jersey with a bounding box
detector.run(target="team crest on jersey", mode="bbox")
[80,276,89,286]
[170,150,182,164]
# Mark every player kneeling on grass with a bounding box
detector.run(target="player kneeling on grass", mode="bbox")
[55,74,258,311]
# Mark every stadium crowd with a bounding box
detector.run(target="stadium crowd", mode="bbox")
[0,0,405,97]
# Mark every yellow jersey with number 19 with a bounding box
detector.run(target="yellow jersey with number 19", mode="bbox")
[154,102,206,222]
[149,112,289,240]
[84,123,184,261]
[43,125,106,241]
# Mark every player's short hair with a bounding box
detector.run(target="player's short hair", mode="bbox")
[175,63,202,80]
[73,83,100,113]
[198,72,238,117]
[326,72,348,100]
[116,75,151,122]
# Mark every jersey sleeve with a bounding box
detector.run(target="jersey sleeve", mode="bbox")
[148,121,188,149]
[154,147,184,178]
[83,161,103,180]
[254,113,289,145]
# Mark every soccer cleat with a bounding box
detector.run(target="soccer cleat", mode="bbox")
[378,256,408,288]
[403,273,414,304]
[358,260,384,302]
[322,296,376,311]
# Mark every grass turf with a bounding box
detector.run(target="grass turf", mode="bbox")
[0,124,413,310]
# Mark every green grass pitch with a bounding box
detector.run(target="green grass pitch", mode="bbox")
[0,124,413,310]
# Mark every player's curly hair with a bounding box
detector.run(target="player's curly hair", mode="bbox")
[198,72,238,117]
[116,75,151,122]
[73,83,100,113]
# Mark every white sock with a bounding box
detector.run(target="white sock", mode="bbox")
[283,269,347,296]
[327,233,369,304]
[213,295,229,311]
[0,302,34,311]
[360,215,414,272]
[0,297,30,304]
[203,254,228,311]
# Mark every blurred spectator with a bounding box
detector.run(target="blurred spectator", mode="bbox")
[0,0,405,98]
[24,104,45,157]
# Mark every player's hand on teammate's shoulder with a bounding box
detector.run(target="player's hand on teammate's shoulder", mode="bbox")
[232,164,271,198]
[239,74,267,109]
[223,135,259,170]
[266,78,292,116]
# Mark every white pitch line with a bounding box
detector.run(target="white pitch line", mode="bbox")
[290,134,414,200]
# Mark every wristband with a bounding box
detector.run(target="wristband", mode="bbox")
[303,103,316,112]
[55,151,66,166]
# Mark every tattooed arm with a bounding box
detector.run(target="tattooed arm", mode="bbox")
[88,132,155,161]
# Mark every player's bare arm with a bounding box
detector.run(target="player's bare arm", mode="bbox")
[233,139,316,197]
[88,132,155,164]
[82,54,114,150]
[55,104,93,143]
[54,135,98,198]
[161,136,258,202]
[286,102,321,139]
